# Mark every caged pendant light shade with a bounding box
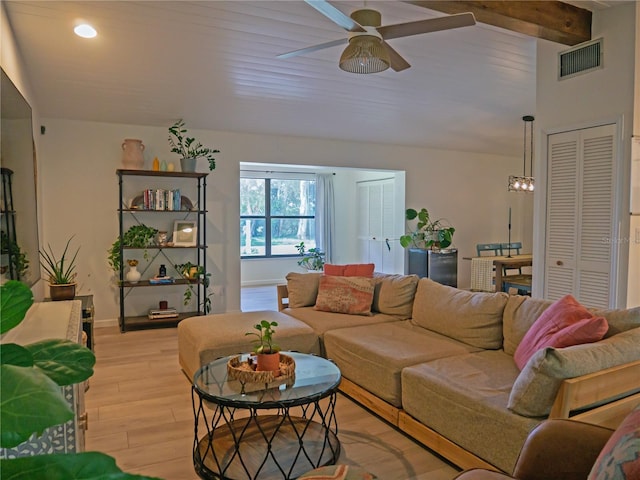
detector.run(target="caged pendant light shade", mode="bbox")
[508,115,535,192]
[339,35,390,74]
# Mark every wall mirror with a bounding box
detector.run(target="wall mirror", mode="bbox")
[1,68,40,286]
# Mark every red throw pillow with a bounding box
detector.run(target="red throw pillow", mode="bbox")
[314,275,375,315]
[514,295,609,370]
[323,263,375,278]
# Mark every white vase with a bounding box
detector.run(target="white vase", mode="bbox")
[126,265,141,284]
[121,139,145,169]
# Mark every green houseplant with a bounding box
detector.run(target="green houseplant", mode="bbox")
[168,119,220,172]
[295,242,325,271]
[174,262,213,314]
[246,320,281,373]
[108,225,159,273]
[1,230,29,280]
[0,280,159,480]
[39,236,80,301]
[400,208,455,250]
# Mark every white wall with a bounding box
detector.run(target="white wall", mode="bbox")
[38,118,526,321]
[534,2,637,307]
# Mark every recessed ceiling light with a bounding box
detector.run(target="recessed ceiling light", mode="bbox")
[74,24,97,39]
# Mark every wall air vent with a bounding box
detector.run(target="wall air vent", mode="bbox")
[558,38,603,80]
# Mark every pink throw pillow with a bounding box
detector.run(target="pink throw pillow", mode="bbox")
[323,263,375,278]
[514,295,608,370]
[314,275,374,315]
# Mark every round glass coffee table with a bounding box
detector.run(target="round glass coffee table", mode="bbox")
[191,352,341,480]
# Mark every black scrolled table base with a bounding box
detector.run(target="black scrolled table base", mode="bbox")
[192,391,340,480]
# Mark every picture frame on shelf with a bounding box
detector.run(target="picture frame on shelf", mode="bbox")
[173,220,197,246]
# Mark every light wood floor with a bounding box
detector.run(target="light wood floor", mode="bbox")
[86,325,460,480]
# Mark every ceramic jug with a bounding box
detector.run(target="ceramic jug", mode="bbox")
[121,138,145,169]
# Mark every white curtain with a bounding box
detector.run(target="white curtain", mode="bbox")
[315,174,335,263]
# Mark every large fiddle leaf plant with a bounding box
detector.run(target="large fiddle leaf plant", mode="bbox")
[0,280,160,480]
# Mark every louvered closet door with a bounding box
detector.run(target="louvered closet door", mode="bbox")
[357,179,395,273]
[545,124,616,308]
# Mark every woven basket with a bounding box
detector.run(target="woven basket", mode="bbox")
[227,353,296,384]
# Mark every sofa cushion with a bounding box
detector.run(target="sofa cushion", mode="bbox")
[508,327,640,417]
[592,306,640,338]
[314,275,375,315]
[401,350,542,473]
[323,263,375,277]
[411,278,508,349]
[324,320,481,407]
[371,273,419,319]
[514,295,608,370]
[177,310,320,380]
[286,272,322,308]
[588,404,640,480]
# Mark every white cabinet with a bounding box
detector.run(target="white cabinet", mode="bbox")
[0,300,86,457]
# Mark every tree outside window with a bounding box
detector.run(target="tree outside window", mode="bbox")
[240,177,316,257]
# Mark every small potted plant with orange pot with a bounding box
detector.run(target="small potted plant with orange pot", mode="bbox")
[245,320,281,374]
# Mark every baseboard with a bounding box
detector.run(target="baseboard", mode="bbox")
[241,281,281,287]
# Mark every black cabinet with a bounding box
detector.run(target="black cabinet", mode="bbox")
[116,169,208,332]
[407,248,457,287]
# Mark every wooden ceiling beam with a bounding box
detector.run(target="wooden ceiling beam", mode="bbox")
[404,1,592,46]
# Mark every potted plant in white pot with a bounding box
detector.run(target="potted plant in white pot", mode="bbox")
[245,320,281,374]
[39,236,80,301]
[400,208,457,286]
[168,119,220,173]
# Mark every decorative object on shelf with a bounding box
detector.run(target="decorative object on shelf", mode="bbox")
[400,208,455,250]
[159,264,166,277]
[295,241,325,271]
[172,220,197,247]
[121,138,145,169]
[245,320,281,373]
[152,156,159,171]
[167,118,220,172]
[508,115,535,192]
[125,259,141,284]
[39,235,80,301]
[160,159,168,171]
[159,300,168,310]
[0,281,155,479]
[175,262,213,313]
[157,231,167,247]
[108,224,158,272]
[167,162,175,172]
[227,352,296,384]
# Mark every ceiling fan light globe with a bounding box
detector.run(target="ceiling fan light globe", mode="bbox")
[339,36,389,74]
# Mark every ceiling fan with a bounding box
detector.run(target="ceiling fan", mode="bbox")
[278,0,476,74]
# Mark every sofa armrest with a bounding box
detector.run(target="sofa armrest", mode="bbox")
[277,284,289,312]
[550,359,640,425]
[512,419,613,480]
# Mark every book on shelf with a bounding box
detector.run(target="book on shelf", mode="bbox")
[148,276,175,284]
[148,307,177,316]
[148,311,179,320]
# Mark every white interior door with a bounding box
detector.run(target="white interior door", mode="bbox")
[545,124,617,308]
[357,179,396,273]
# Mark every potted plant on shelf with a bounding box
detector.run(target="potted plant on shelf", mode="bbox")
[245,320,281,374]
[295,242,325,271]
[399,208,458,286]
[108,224,159,273]
[168,119,220,173]
[39,236,80,301]
[175,262,213,314]
[0,230,29,281]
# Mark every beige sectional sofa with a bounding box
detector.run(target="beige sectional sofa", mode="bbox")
[178,271,640,474]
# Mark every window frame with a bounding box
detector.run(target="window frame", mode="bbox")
[240,173,316,259]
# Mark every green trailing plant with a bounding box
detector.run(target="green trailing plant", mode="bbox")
[0,280,160,480]
[1,230,29,279]
[295,242,325,271]
[400,208,455,250]
[108,225,159,272]
[168,119,220,171]
[245,320,280,354]
[39,236,80,285]
[174,262,213,314]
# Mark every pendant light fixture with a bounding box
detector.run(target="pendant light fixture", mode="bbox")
[338,9,390,74]
[508,115,535,192]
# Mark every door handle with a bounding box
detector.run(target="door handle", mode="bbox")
[556,260,564,266]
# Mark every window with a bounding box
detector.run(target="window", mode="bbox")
[240,176,316,257]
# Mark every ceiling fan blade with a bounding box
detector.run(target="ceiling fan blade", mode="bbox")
[277,38,348,59]
[378,12,476,40]
[383,42,411,72]
[304,0,365,32]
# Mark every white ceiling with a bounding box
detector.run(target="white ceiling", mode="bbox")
[5,1,549,156]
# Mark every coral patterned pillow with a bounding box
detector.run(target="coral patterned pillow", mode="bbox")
[514,294,608,370]
[588,405,640,480]
[323,263,375,278]
[314,275,375,315]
